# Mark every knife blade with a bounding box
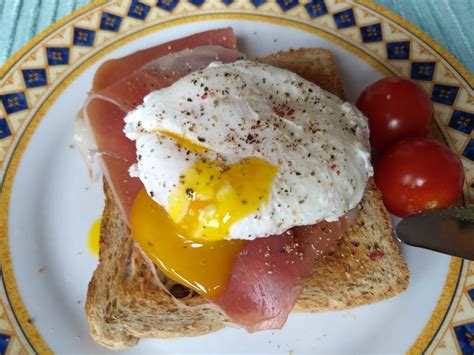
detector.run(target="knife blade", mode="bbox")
[395,207,474,260]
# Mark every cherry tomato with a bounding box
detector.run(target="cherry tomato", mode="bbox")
[356,77,433,150]
[374,138,464,217]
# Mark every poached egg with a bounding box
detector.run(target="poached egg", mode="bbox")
[125,60,372,296]
[125,61,372,241]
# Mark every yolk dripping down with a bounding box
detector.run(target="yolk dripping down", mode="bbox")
[87,218,101,256]
[131,134,278,297]
[131,189,243,297]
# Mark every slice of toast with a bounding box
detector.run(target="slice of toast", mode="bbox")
[86,48,409,350]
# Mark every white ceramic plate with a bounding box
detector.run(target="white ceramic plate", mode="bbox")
[1,1,473,354]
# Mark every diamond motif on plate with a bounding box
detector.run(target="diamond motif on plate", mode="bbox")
[448,110,474,134]
[189,0,205,5]
[462,139,474,161]
[156,0,179,11]
[411,61,436,81]
[453,323,474,354]
[22,69,47,88]
[0,334,10,354]
[468,288,474,302]
[0,118,12,139]
[277,0,299,11]
[304,0,328,18]
[333,9,356,29]
[432,84,459,106]
[73,27,96,46]
[100,12,122,31]
[0,92,28,114]
[128,0,151,19]
[360,23,383,43]
[251,0,266,6]
[46,47,69,65]
[386,41,410,60]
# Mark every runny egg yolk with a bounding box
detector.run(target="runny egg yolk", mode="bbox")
[169,157,278,241]
[131,189,243,297]
[87,218,101,256]
[131,134,278,297]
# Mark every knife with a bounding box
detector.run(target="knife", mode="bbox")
[395,207,474,261]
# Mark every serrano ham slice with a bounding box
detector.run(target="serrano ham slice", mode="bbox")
[92,27,236,91]
[80,28,352,333]
[214,217,350,331]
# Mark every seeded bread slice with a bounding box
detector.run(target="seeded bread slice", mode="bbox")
[85,48,409,350]
[257,48,345,99]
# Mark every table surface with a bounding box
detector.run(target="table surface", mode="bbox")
[0,0,473,73]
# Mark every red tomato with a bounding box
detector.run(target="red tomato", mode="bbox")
[374,138,464,217]
[356,77,433,150]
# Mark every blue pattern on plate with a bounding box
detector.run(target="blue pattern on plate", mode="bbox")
[386,41,410,60]
[0,92,28,114]
[277,0,299,11]
[411,61,436,81]
[189,0,205,6]
[360,23,383,43]
[46,47,69,65]
[73,27,95,46]
[462,139,474,161]
[100,12,122,31]
[0,3,472,354]
[304,0,328,18]
[251,0,267,7]
[0,118,12,139]
[449,110,473,135]
[22,68,47,88]
[0,334,10,354]
[0,1,472,75]
[156,0,180,11]
[333,9,356,29]
[453,323,474,354]
[468,288,474,302]
[431,84,459,106]
[128,1,151,19]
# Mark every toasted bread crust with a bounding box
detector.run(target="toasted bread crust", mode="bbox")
[86,48,409,349]
[258,48,345,100]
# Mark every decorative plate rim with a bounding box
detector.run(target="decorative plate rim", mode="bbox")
[0,1,472,354]
[1,0,472,85]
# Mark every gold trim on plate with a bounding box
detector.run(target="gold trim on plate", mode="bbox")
[0,1,471,353]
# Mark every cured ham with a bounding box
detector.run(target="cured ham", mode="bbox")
[80,28,352,333]
[214,218,350,331]
[92,28,236,92]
